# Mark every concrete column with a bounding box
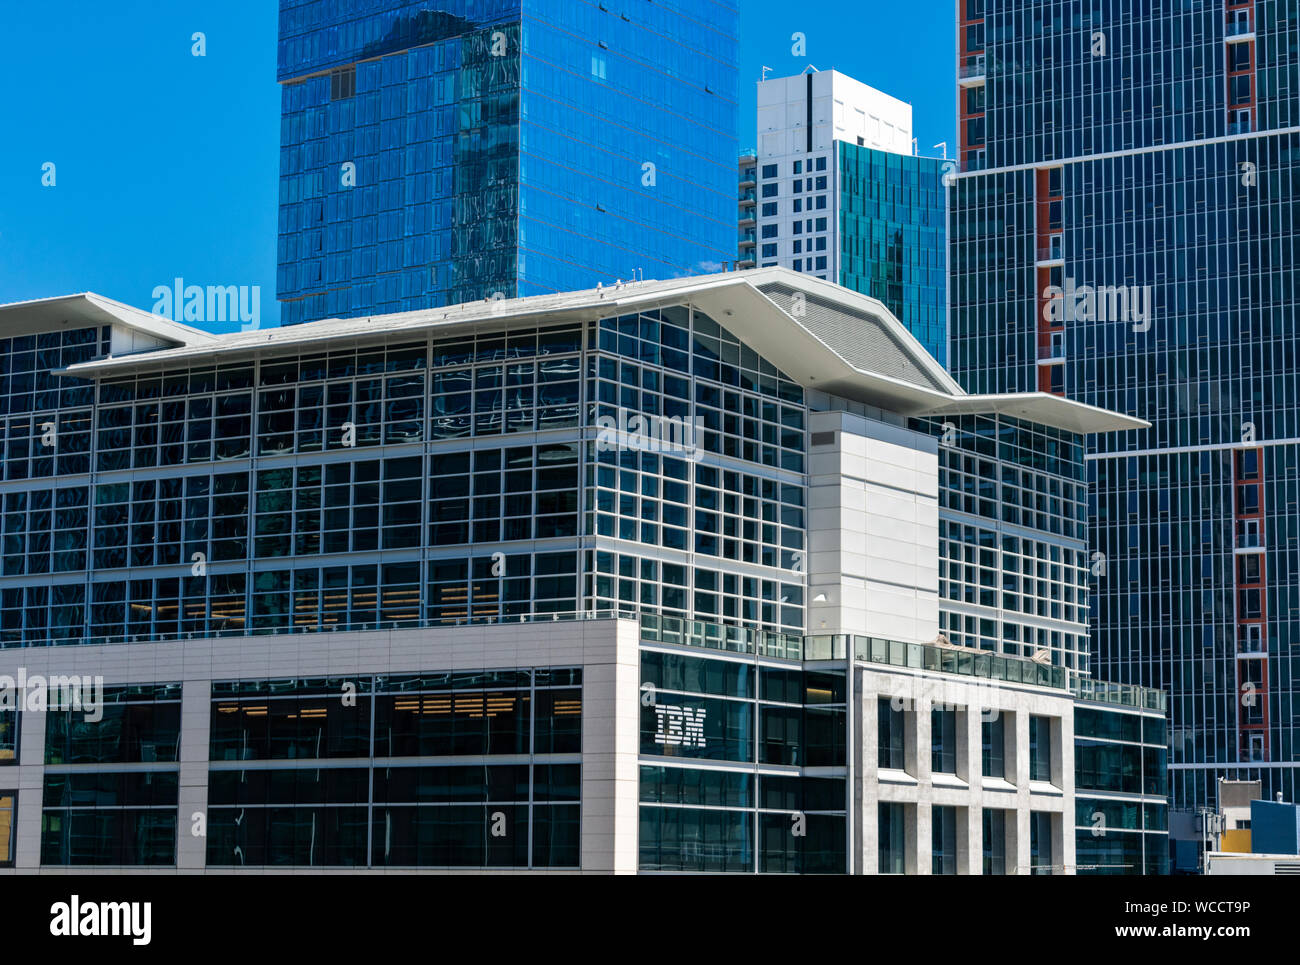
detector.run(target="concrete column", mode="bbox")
[956,706,976,783]
[13,706,46,871]
[177,678,211,870]
[956,805,975,874]
[580,619,640,874]
[856,672,878,875]
[1002,709,1019,787]
[913,695,931,783]
[1013,710,1031,873]
[963,802,984,874]
[914,801,930,874]
[1057,711,1076,874]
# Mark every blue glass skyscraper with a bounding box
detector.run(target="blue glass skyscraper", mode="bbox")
[949,0,1300,812]
[277,0,738,324]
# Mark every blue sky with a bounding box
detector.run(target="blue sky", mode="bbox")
[0,0,954,331]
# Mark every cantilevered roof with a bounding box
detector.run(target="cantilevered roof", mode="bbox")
[0,292,218,346]
[57,268,1146,436]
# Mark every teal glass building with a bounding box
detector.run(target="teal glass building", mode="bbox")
[743,70,947,365]
[276,0,739,324]
[837,145,948,366]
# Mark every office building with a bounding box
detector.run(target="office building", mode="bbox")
[742,69,948,363]
[949,0,1300,810]
[276,0,739,324]
[0,270,1162,872]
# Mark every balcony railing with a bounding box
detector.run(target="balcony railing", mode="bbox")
[1070,676,1167,714]
[641,613,803,660]
[1225,20,1254,38]
[841,634,1068,690]
[643,617,1167,712]
[0,608,639,651]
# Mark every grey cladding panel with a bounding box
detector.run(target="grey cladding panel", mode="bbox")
[756,282,947,392]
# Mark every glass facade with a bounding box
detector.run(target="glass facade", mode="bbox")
[208,669,580,868]
[931,707,957,774]
[277,0,738,324]
[982,715,1004,778]
[951,0,1300,809]
[0,277,1169,871]
[915,414,1093,673]
[878,801,906,874]
[0,708,16,763]
[879,698,905,770]
[746,140,947,364]
[0,790,13,867]
[837,144,948,365]
[931,805,958,874]
[1029,810,1053,875]
[1029,715,1051,781]
[982,807,1008,874]
[40,685,181,866]
[0,305,806,647]
[637,643,846,873]
[1074,703,1170,875]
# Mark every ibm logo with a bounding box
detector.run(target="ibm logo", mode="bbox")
[653,704,707,748]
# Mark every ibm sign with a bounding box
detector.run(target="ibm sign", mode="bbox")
[653,704,707,748]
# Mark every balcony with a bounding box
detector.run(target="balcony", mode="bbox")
[1228,119,1254,136]
[1036,246,1065,265]
[738,229,756,245]
[641,612,802,659]
[1071,676,1168,714]
[1235,521,1264,551]
[638,615,1167,714]
[1237,632,1266,656]
[1225,20,1255,42]
[958,55,986,86]
[738,188,756,203]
